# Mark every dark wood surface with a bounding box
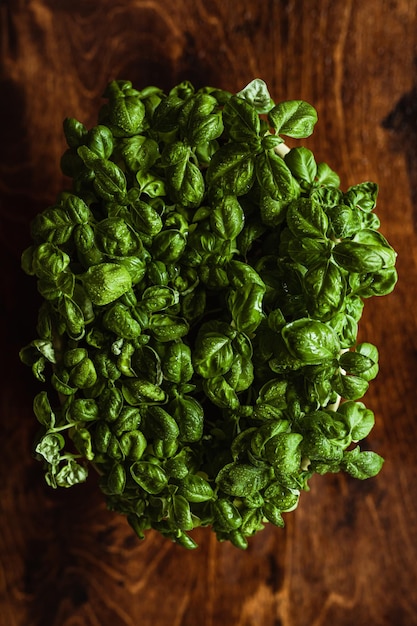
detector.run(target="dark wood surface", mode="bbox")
[1,1,417,624]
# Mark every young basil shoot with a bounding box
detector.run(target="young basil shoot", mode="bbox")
[20,78,397,549]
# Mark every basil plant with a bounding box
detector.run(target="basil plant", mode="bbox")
[21,78,397,549]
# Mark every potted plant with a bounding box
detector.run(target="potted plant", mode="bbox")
[20,79,397,549]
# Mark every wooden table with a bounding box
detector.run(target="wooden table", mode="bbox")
[1,1,416,624]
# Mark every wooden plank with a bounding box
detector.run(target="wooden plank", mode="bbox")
[1,1,416,624]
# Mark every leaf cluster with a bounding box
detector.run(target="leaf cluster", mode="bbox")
[20,79,396,549]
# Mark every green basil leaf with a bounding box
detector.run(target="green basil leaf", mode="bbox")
[210,195,245,240]
[63,194,91,223]
[86,125,113,159]
[21,246,36,276]
[326,204,362,239]
[35,433,65,464]
[152,230,187,263]
[179,92,223,146]
[222,95,261,143]
[264,482,300,511]
[316,162,340,187]
[236,79,274,114]
[74,224,104,268]
[94,422,112,454]
[333,230,397,273]
[228,530,249,550]
[301,429,344,463]
[144,406,180,441]
[216,462,270,497]
[164,449,192,479]
[55,460,88,488]
[71,427,95,461]
[180,287,206,322]
[170,495,193,530]
[230,428,257,462]
[162,342,193,383]
[130,461,168,494]
[344,182,378,213]
[356,343,379,379]
[98,387,124,422]
[332,372,369,401]
[259,194,287,228]
[284,147,317,186]
[63,117,88,148]
[228,282,265,334]
[286,197,328,239]
[250,420,289,458]
[202,376,239,409]
[212,498,243,530]
[116,341,136,377]
[265,433,303,475]
[33,391,56,429]
[268,100,318,138]
[105,434,124,461]
[281,318,340,364]
[256,150,297,206]
[51,371,77,396]
[106,462,126,495]
[227,259,265,289]
[310,185,344,210]
[193,329,234,378]
[341,446,384,479]
[262,502,285,527]
[351,267,398,297]
[140,285,179,313]
[119,135,159,172]
[225,353,253,392]
[152,92,186,133]
[240,509,264,535]
[206,142,255,196]
[101,80,146,136]
[60,148,86,178]
[103,303,142,339]
[95,217,142,257]
[304,261,346,320]
[32,243,70,279]
[68,398,99,423]
[200,262,229,290]
[78,146,127,203]
[122,378,166,405]
[31,207,74,245]
[178,473,214,502]
[173,531,199,550]
[287,236,332,267]
[339,345,378,380]
[162,141,205,208]
[153,438,178,459]
[257,379,289,409]
[149,314,189,342]
[131,345,162,386]
[135,170,166,197]
[112,407,142,436]
[170,395,204,442]
[58,295,85,340]
[119,430,147,460]
[336,401,375,442]
[81,263,132,306]
[129,196,163,236]
[69,357,97,388]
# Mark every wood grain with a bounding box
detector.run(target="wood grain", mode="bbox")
[1,1,417,625]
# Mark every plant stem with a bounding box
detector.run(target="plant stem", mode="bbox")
[274,142,291,158]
